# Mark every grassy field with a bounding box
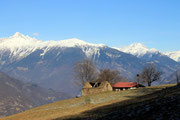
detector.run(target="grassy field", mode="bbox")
[0,84,177,120]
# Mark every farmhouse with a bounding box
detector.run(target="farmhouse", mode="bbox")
[112,82,144,91]
[82,81,112,96]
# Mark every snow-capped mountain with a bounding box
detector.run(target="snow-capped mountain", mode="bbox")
[0,32,41,60]
[164,51,180,62]
[114,43,180,81]
[0,32,105,61]
[114,43,159,57]
[0,32,106,70]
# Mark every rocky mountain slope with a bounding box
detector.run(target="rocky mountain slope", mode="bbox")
[0,72,69,118]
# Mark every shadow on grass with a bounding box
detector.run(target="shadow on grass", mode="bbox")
[53,85,180,120]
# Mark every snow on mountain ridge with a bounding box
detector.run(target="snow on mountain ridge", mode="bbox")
[0,32,42,47]
[42,38,105,58]
[114,43,159,57]
[164,51,180,62]
[42,38,105,48]
[0,32,105,48]
[0,32,106,60]
[0,32,42,60]
[12,32,29,38]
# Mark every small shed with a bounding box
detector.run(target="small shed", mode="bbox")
[112,82,144,91]
[82,81,112,96]
[98,81,113,91]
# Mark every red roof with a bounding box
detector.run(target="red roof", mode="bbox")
[112,82,137,88]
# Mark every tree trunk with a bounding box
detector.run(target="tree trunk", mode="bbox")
[148,82,151,86]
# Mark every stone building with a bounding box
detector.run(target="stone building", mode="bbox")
[82,81,112,96]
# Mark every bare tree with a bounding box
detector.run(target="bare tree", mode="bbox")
[74,59,97,86]
[97,69,125,85]
[140,63,162,86]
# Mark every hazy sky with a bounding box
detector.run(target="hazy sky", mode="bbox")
[0,0,180,52]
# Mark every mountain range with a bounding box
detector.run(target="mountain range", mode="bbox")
[114,43,180,63]
[0,32,180,96]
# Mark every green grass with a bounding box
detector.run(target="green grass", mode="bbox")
[1,84,176,120]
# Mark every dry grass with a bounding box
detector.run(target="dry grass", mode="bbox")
[0,84,176,120]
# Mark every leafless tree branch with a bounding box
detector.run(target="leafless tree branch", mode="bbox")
[74,59,97,87]
[140,63,162,86]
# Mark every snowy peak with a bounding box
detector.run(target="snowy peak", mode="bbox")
[12,32,25,37]
[164,51,180,62]
[10,32,39,42]
[0,33,43,61]
[129,43,148,50]
[114,43,159,57]
[0,32,41,48]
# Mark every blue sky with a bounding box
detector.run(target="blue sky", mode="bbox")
[0,0,180,52]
